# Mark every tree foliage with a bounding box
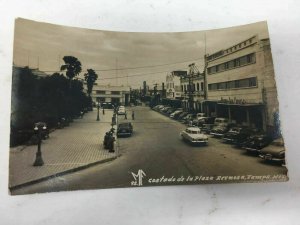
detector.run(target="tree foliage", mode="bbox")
[60,56,82,80]
[10,65,90,146]
[84,69,98,97]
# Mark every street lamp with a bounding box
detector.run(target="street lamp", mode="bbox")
[33,122,46,166]
[96,102,100,121]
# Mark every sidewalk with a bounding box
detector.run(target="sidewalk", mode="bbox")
[9,109,119,190]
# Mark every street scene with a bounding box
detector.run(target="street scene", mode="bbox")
[9,19,288,195]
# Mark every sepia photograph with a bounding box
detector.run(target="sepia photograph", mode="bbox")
[9,18,288,195]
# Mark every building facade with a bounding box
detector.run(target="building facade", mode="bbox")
[86,84,130,106]
[166,72,182,99]
[204,35,279,133]
[180,72,205,112]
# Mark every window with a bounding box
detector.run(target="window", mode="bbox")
[208,77,257,91]
[201,82,204,91]
[111,91,120,95]
[197,83,200,91]
[207,67,211,74]
[98,97,105,102]
[249,77,257,86]
[239,78,250,88]
[227,81,235,89]
[215,65,219,72]
[96,90,106,94]
[217,82,227,90]
[225,62,229,69]
[181,85,183,92]
[234,59,240,67]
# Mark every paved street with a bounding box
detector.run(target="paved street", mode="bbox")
[11,106,287,195]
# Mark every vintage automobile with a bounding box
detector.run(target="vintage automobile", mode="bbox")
[117,122,133,137]
[117,106,126,115]
[192,117,215,127]
[180,127,208,145]
[177,112,189,121]
[241,134,273,153]
[222,127,257,144]
[210,124,231,138]
[181,113,196,124]
[259,138,285,164]
[160,106,171,113]
[170,109,183,119]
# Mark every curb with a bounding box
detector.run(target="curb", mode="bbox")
[9,155,119,191]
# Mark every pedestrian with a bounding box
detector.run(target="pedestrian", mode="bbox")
[132,111,135,120]
[125,112,127,120]
[102,107,105,115]
[103,132,110,149]
[108,135,115,153]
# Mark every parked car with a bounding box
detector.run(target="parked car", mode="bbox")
[259,138,285,164]
[177,112,189,121]
[117,106,126,115]
[210,124,232,138]
[153,105,163,111]
[241,134,273,153]
[181,113,196,124]
[193,117,215,127]
[117,122,133,137]
[160,106,171,113]
[214,117,229,126]
[180,127,208,145]
[170,109,183,119]
[201,123,215,134]
[165,108,177,115]
[222,126,257,145]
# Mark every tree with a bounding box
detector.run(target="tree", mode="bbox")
[60,56,82,81]
[84,69,98,97]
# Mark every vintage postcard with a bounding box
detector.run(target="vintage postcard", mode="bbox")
[9,18,288,195]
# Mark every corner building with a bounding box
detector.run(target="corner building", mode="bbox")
[204,35,279,134]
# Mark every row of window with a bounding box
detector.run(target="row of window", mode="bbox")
[181,82,204,92]
[206,37,255,61]
[207,53,256,75]
[95,91,121,95]
[208,77,257,91]
[96,97,120,103]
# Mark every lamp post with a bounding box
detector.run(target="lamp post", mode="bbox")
[96,102,100,121]
[33,122,46,166]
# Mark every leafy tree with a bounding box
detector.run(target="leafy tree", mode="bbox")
[84,69,98,97]
[60,56,82,81]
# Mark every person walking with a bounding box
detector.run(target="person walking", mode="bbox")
[102,107,105,115]
[132,110,135,120]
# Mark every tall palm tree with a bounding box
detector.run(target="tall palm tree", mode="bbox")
[60,56,82,119]
[60,56,82,81]
[84,69,98,98]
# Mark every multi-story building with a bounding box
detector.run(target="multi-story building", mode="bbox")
[179,71,205,111]
[86,83,130,106]
[166,72,182,99]
[204,35,279,133]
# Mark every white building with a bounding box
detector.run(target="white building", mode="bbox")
[204,35,279,133]
[86,83,130,106]
[166,72,181,99]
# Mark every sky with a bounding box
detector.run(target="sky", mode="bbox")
[13,18,269,89]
